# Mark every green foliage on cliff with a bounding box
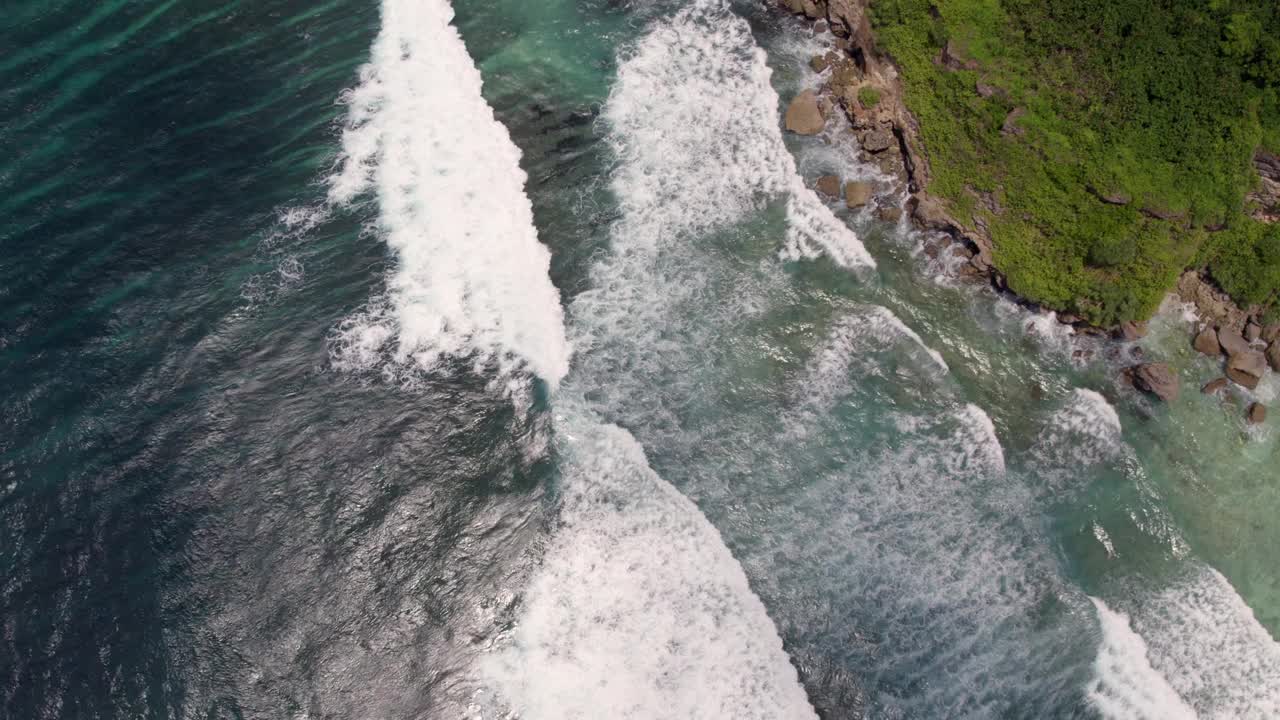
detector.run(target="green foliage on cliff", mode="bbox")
[870,0,1280,324]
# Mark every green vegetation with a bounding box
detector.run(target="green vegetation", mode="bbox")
[870,0,1280,324]
[858,86,882,108]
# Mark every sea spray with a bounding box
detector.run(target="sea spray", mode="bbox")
[327,0,570,388]
[600,0,874,271]
[1122,567,1280,718]
[1087,597,1197,720]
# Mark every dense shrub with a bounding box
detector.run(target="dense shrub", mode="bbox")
[871,0,1280,324]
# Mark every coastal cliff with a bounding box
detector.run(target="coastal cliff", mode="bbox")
[777,0,1280,331]
[776,0,1280,408]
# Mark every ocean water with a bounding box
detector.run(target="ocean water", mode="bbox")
[2,1,1278,718]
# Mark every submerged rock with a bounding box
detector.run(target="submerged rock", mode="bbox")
[1130,362,1179,402]
[1226,350,1267,390]
[785,90,826,135]
[845,180,873,208]
[815,175,841,199]
[1247,402,1268,425]
[1193,327,1221,357]
[877,206,903,223]
[1201,377,1229,395]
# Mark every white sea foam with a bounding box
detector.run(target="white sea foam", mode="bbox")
[801,305,950,412]
[483,412,818,720]
[1087,597,1197,720]
[1128,567,1280,719]
[1035,389,1124,469]
[327,0,570,387]
[954,402,1007,476]
[602,0,873,269]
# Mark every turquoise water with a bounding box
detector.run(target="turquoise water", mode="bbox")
[2,0,1278,718]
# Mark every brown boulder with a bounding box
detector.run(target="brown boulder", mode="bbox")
[1218,327,1252,358]
[1193,327,1221,357]
[785,90,826,135]
[810,54,832,73]
[1245,322,1262,343]
[1130,363,1180,402]
[845,181,873,208]
[1247,402,1267,425]
[1226,350,1267,390]
[1263,324,1280,344]
[1267,341,1280,372]
[1201,377,1230,395]
[815,175,841,199]
[1118,321,1148,341]
[911,194,952,230]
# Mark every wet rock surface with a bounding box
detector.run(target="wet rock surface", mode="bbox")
[1129,363,1180,402]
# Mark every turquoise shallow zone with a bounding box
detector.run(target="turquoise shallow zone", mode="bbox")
[1,1,1278,718]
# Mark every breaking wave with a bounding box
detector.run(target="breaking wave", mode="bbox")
[327,0,570,388]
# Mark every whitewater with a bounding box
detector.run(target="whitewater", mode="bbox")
[327,0,1280,717]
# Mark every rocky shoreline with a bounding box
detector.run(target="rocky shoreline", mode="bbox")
[775,0,1279,423]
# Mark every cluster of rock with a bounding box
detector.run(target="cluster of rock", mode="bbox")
[1128,274,1278,424]
[813,172,876,210]
[1191,319,1278,424]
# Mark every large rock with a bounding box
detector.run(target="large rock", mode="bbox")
[1130,363,1180,402]
[815,175,841,199]
[1118,321,1148,341]
[1177,272,1248,331]
[785,90,826,135]
[911,193,952,230]
[1267,341,1280,372]
[1226,350,1267,389]
[1245,322,1262,343]
[1218,327,1252,358]
[860,127,895,153]
[1247,402,1268,425]
[845,180,873,208]
[1193,327,1221,357]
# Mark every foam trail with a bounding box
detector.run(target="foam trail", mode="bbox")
[1034,389,1124,469]
[484,410,818,720]
[602,0,873,269]
[1131,567,1280,718]
[327,0,570,387]
[800,305,950,413]
[1087,598,1197,720]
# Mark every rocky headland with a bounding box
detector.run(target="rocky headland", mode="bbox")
[774,0,1280,422]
